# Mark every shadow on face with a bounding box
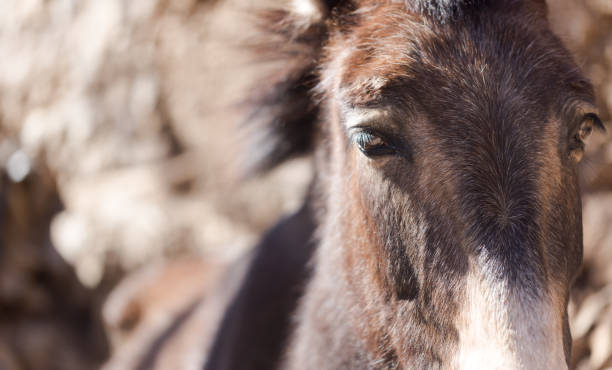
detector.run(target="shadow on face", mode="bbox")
[321,1,603,366]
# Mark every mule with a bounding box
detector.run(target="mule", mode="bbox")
[206,0,605,369]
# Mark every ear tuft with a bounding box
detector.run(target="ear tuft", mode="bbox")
[291,0,326,21]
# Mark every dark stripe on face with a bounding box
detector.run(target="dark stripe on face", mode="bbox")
[425,97,548,295]
[458,133,545,293]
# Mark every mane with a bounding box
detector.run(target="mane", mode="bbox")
[238,7,328,175]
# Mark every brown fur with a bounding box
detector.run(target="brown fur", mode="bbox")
[211,0,605,369]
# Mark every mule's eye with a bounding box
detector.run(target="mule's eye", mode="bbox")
[569,113,605,162]
[352,131,395,157]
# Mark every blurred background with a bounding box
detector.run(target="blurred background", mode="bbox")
[0,0,610,369]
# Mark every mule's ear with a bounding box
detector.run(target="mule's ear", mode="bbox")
[239,1,344,176]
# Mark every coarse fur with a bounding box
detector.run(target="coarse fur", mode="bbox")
[209,0,605,369]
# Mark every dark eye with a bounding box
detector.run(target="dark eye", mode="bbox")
[569,113,605,162]
[352,131,395,157]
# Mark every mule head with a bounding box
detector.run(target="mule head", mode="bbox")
[244,0,605,368]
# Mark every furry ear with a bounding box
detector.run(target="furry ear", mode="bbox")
[239,1,344,176]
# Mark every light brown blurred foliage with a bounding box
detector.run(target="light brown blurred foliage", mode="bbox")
[0,0,610,369]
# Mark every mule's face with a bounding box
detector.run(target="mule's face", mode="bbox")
[319,2,602,368]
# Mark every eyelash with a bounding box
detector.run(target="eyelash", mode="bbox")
[350,113,605,160]
[351,130,396,157]
[583,113,606,133]
[568,113,606,161]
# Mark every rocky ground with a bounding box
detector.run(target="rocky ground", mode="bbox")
[0,0,610,369]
